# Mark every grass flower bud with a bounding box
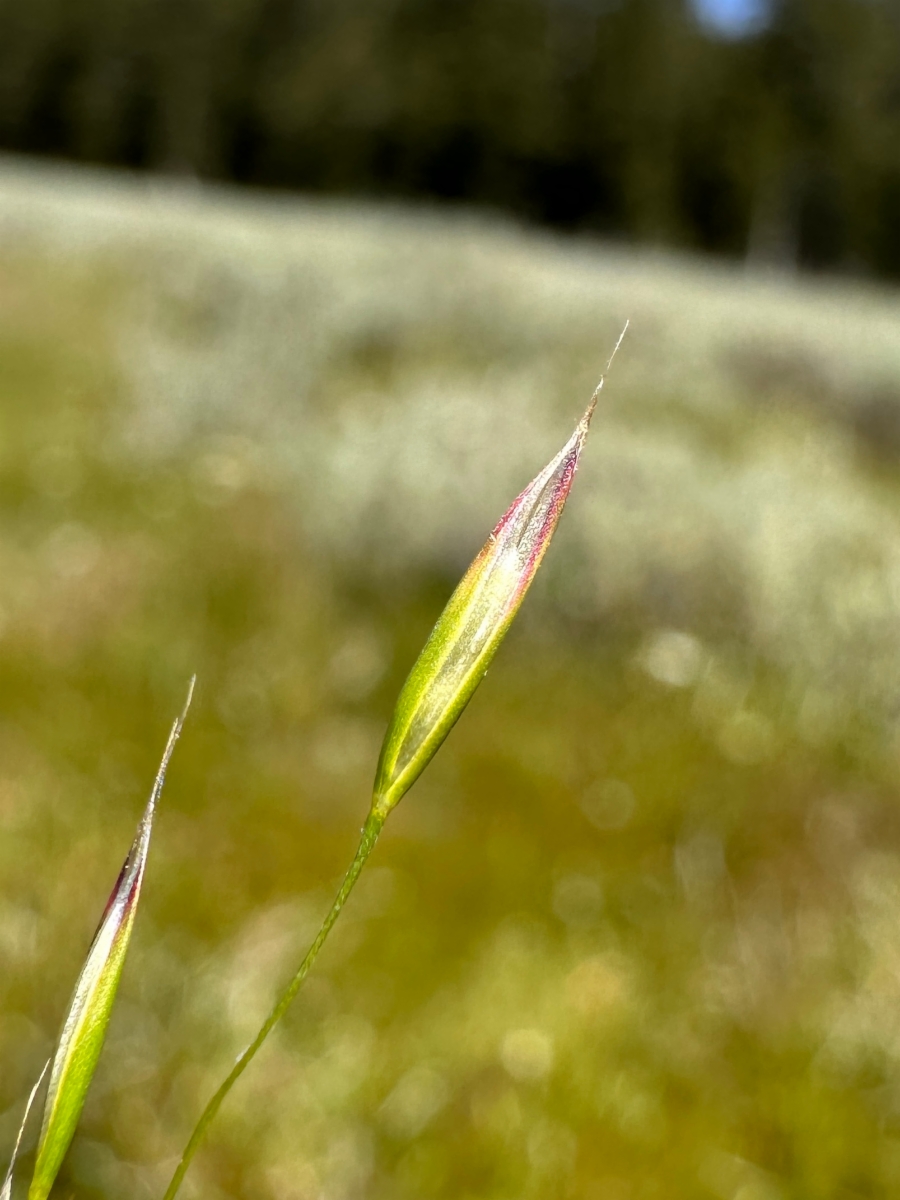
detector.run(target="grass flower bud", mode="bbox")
[372,373,614,819]
[160,334,625,1200]
[26,681,193,1200]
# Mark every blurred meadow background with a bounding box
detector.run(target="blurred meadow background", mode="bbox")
[3,2,900,1200]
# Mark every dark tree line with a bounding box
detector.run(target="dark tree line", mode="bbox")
[1,0,899,277]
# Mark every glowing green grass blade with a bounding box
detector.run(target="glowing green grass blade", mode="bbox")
[27,680,194,1200]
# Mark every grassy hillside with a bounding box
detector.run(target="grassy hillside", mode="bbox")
[2,155,900,1200]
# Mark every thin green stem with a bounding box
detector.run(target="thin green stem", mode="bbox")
[162,809,385,1200]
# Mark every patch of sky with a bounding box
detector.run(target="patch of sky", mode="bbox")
[692,0,770,37]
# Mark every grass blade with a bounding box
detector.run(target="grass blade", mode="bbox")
[27,679,195,1200]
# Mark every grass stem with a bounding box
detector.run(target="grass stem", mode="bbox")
[161,809,385,1200]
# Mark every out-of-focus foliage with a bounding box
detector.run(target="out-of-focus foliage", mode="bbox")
[3,159,900,1199]
[1,0,900,277]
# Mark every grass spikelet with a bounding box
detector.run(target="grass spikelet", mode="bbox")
[373,325,626,816]
[162,330,626,1200]
[26,679,194,1200]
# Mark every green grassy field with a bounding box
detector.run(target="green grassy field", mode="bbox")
[3,155,900,1200]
